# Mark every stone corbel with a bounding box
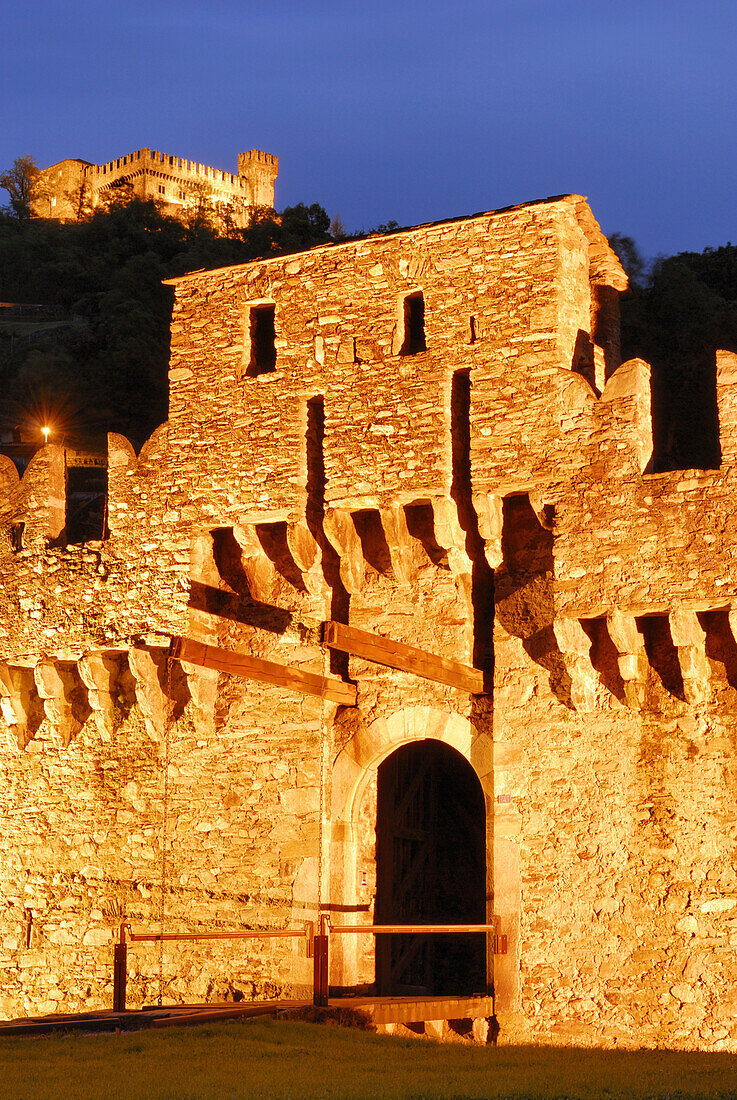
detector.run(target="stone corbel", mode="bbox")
[78,650,134,741]
[286,520,326,596]
[0,664,42,749]
[323,509,365,594]
[34,659,91,747]
[593,345,607,394]
[552,618,598,713]
[727,605,737,650]
[669,610,710,706]
[233,523,281,601]
[184,531,222,735]
[430,497,471,577]
[606,610,648,710]
[179,661,218,738]
[472,492,503,569]
[128,645,171,742]
[379,503,418,587]
[336,336,356,364]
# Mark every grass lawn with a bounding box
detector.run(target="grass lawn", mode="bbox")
[5,1018,737,1100]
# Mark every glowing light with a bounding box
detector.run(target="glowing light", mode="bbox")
[42,426,51,443]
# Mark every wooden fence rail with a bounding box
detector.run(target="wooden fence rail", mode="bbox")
[112,919,507,1012]
[113,923,313,1012]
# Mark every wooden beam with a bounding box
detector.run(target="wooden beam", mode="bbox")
[170,637,356,706]
[323,621,487,694]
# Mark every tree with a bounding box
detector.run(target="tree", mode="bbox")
[180,178,217,232]
[615,240,737,471]
[608,233,648,289]
[329,214,347,241]
[0,154,45,222]
[279,203,332,251]
[371,220,399,235]
[66,179,93,222]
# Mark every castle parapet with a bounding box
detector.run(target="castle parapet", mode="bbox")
[0,445,66,547]
[39,146,277,225]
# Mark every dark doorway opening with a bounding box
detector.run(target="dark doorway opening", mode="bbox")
[375,740,486,996]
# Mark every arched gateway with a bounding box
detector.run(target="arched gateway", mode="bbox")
[376,740,486,995]
[329,706,493,995]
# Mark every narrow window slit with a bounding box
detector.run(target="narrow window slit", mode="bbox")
[247,304,277,376]
[10,523,24,552]
[400,292,426,355]
[306,396,326,530]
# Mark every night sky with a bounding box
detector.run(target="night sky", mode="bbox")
[1,0,735,259]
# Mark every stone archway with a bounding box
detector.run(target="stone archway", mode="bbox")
[328,705,493,992]
[375,739,486,995]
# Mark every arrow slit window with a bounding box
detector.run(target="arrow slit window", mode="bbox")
[247,304,277,375]
[400,292,426,355]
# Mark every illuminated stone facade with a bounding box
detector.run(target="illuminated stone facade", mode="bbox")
[34,147,278,227]
[1,195,737,1050]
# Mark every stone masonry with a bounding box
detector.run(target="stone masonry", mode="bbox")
[35,147,278,227]
[1,194,736,1049]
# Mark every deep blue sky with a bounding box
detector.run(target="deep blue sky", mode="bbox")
[1,0,735,259]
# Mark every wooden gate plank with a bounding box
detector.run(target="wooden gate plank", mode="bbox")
[323,621,486,693]
[170,637,356,706]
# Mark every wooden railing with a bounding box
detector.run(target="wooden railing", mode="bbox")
[316,917,506,1006]
[112,917,507,1012]
[112,923,314,1013]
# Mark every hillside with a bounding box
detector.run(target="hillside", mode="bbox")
[0,198,332,447]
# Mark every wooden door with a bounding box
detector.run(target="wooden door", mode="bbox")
[375,740,486,996]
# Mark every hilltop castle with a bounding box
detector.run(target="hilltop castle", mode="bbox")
[1,194,736,1048]
[35,147,278,227]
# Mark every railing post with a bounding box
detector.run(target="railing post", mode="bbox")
[113,924,128,1013]
[313,914,329,1007]
[304,921,315,959]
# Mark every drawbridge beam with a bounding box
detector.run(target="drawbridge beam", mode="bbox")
[323,620,487,694]
[170,636,356,706]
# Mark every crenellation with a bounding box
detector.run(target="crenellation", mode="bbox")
[35,146,278,227]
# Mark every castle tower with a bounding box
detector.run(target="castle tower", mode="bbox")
[238,149,279,208]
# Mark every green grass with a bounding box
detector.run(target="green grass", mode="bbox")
[4,1019,737,1100]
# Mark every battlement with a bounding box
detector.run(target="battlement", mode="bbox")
[36,145,278,226]
[87,149,245,190]
[238,149,279,168]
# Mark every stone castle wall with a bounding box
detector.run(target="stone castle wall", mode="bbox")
[36,148,278,227]
[0,195,736,1049]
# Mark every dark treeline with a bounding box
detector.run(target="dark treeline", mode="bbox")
[611,234,737,471]
[0,197,333,446]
